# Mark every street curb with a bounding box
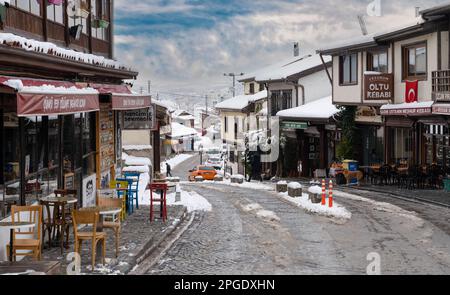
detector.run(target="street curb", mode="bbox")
[116,206,188,275]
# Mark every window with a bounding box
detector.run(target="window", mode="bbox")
[11,0,42,16]
[47,2,64,24]
[271,90,292,115]
[403,43,427,80]
[91,0,110,41]
[259,83,265,92]
[339,53,358,85]
[224,116,228,133]
[249,83,255,94]
[367,51,388,73]
[389,127,413,165]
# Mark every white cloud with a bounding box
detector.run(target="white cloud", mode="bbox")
[114,0,448,98]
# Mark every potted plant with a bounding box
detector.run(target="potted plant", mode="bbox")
[92,17,109,29]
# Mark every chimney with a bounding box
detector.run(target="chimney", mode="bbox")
[415,7,420,17]
[294,42,300,57]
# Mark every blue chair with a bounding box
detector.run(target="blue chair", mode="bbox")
[123,172,141,213]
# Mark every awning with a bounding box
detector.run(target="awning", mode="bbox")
[276,96,339,122]
[0,76,99,117]
[89,83,152,110]
[380,101,434,116]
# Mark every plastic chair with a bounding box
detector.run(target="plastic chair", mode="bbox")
[123,172,141,213]
[148,183,168,222]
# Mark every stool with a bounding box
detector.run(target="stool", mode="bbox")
[148,183,168,222]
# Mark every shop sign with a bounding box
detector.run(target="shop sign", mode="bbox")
[281,121,308,130]
[433,92,450,102]
[17,93,99,116]
[82,174,97,208]
[364,74,394,101]
[112,95,151,110]
[123,104,156,130]
[381,107,432,116]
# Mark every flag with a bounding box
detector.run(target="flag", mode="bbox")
[405,80,418,103]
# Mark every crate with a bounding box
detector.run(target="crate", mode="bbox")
[443,178,450,192]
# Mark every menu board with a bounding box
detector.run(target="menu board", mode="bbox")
[99,103,115,173]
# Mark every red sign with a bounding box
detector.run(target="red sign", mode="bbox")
[17,93,99,117]
[405,80,418,103]
[112,94,151,110]
[381,107,432,116]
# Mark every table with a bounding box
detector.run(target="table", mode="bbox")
[0,222,36,262]
[39,196,78,251]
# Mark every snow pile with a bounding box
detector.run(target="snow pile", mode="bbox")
[3,79,98,95]
[165,190,212,213]
[232,174,245,180]
[288,182,302,189]
[122,154,152,167]
[278,192,351,220]
[241,202,280,222]
[308,186,323,195]
[123,145,152,151]
[277,96,339,120]
[381,101,434,110]
[122,166,149,173]
[161,154,195,174]
[0,32,131,71]
[219,179,274,191]
[277,181,287,185]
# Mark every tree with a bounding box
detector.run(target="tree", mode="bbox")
[336,106,359,161]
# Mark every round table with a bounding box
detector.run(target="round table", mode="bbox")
[40,196,77,204]
[0,222,36,262]
[80,206,122,216]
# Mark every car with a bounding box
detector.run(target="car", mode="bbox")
[188,166,217,181]
[205,156,223,170]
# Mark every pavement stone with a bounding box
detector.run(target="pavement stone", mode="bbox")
[35,205,187,275]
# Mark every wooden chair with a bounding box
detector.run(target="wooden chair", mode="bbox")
[98,197,122,257]
[7,205,43,261]
[72,210,106,270]
[54,189,78,252]
[109,180,129,221]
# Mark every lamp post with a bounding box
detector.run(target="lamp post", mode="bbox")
[224,73,244,97]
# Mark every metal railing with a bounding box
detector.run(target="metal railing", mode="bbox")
[432,70,450,101]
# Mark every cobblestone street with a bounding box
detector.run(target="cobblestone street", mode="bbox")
[139,155,450,275]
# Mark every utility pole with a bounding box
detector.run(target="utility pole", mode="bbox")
[205,94,208,116]
[224,73,244,97]
[148,80,151,94]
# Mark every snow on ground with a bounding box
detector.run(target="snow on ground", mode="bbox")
[139,185,212,213]
[333,190,424,226]
[161,153,195,173]
[240,202,280,222]
[278,192,352,220]
[217,179,275,191]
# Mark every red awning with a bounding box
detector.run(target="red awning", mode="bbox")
[89,83,152,110]
[0,76,99,117]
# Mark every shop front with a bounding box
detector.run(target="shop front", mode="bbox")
[89,84,152,191]
[0,76,99,217]
[355,106,385,166]
[277,96,339,178]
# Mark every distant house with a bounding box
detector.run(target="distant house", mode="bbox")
[172,110,196,128]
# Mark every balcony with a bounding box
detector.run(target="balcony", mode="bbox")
[432,70,450,101]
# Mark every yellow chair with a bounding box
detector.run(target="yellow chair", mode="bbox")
[72,210,106,270]
[7,205,43,261]
[109,180,129,221]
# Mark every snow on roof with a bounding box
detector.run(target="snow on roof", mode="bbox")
[255,54,331,82]
[215,90,267,111]
[277,96,339,120]
[3,79,98,94]
[380,101,434,110]
[0,32,132,71]
[171,122,198,138]
[319,16,426,54]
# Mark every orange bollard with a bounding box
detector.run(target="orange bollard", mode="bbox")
[329,179,333,208]
[321,179,326,205]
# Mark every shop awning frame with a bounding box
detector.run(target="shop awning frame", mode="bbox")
[380,101,434,116]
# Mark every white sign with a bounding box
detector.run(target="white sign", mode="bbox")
[82,174,97,208]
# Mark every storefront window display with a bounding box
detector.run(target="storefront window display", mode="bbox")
[389,127,414,165]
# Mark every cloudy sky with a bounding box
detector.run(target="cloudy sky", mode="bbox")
[114,0,447,100]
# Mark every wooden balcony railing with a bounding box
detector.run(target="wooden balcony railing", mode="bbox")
[432,70,450,101]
